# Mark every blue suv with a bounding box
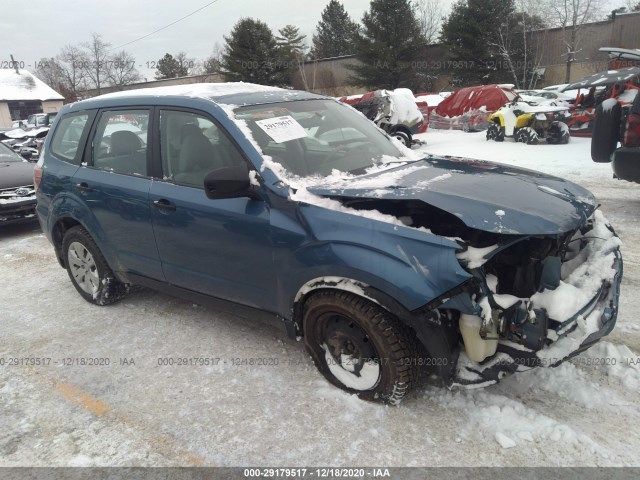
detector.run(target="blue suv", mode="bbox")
[36,83,622,403]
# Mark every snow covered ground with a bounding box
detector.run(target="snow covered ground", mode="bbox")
[1,130,640,467]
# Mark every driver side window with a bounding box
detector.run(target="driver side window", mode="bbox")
[160,110,246,187]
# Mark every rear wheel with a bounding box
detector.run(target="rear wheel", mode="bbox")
[591,99,622,163]
[303,291,419,404]
[546,121,570,144]
[62,226,128,305]
[515,126,539,144]
[486,122,504,142]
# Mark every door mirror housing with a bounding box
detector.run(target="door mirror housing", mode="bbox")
[204,165,256,200]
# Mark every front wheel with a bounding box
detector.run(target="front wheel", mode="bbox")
[486,123,504,142]
[62,226,128,305]
[303,291,419,404]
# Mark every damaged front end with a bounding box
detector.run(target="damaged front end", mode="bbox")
[440,209,622,387]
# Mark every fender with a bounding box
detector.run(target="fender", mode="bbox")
[515,112,535,129]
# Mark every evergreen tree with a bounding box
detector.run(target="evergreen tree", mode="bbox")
[221,18,290,86]
[310,0,360,59]
[350,0,427,90]
[440,0,518,85]
[276,25,307,57]
[155,53,182,79]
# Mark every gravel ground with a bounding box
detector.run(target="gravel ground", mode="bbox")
[1,132,639,467]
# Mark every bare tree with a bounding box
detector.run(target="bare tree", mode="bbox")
[82,33,112,94]
[107,50,141,88]
[544,0,605,82]
[59,45,89,97]
[202,42,224,74]
[414,0,445,44]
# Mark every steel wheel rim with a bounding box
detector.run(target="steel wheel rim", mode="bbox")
[316,313,381,390]
[68,241,99,295]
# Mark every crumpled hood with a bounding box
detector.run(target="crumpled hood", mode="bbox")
[307,156,596,235]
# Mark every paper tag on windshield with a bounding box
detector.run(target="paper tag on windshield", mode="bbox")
[255,116,307,143]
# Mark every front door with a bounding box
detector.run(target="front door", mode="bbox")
[149,108,275,310]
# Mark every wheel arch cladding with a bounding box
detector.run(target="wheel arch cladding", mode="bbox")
[49,195,115,271]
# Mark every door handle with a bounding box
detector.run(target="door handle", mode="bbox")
[75,182,93,193]
[152,199,176,212]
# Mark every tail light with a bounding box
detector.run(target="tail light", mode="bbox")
[34,163,43,191]
[624,113,640,148]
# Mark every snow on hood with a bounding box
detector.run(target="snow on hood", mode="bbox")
[308,157,596,236]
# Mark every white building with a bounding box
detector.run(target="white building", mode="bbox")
[0,69,64,128]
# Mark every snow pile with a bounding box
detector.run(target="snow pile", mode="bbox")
[503,361,626,409]
[425,386,601,451]
[581,341,640,390]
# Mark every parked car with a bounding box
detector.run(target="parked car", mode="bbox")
[26,112,57,130]
[0,142,37,225]
[591,87,640,182]
[487,100,571,144]
[36,83,622,404]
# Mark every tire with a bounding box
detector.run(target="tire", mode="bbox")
[303,291,419,405]
[546,121,570,145]
[391,130,412,148]
[486,122,504,142]
[62,226,128,305]
[515,126,538,145]
[591,99,622,163]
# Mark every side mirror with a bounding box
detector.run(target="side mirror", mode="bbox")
[203,165,256,200]
[19,149,33,160]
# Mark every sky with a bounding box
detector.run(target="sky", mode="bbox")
[0,0,456,80]
[0,0,626,81]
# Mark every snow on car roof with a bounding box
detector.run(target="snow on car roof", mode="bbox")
[97,82,284,101]
[0,69,64,101]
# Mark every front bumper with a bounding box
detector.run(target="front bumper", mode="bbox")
[452,211,623,387]
[0,197,37,225]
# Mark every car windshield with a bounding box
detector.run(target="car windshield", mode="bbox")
[0,142,25,162]
[234,99,405,177]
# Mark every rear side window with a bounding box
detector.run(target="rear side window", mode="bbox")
[92,110,150,176]
[50,112,91,164]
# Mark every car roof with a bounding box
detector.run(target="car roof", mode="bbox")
[71,83,325,110]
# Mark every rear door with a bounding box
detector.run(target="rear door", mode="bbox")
[71,108,164,280]
[148,108,275,310]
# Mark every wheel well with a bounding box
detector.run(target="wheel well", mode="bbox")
[292,281,415,338]
[52,217,82,267]
[389,125,411,136]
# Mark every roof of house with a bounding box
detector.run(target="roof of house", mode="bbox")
[0,69,64,102]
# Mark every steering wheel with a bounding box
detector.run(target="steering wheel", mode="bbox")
[322,140,370,165]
